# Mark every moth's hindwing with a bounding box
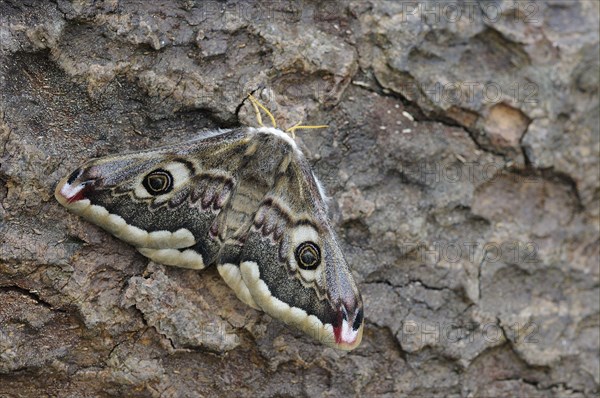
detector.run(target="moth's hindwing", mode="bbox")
[56,127,364,350]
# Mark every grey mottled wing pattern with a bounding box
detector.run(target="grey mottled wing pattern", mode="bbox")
[218,131,364,349]
[55,128,252,269]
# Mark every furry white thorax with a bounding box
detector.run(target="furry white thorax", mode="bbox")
[252,127,329,203]
[253,127,299,152]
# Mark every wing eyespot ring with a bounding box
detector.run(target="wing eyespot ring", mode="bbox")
[295,241,321,270]
[143,169,174,195]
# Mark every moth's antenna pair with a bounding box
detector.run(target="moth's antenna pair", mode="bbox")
[246,93,328,139]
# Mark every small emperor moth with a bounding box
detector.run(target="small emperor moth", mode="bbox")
[56,121,364,350]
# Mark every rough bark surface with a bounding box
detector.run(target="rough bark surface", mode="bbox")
[1,1,598,397]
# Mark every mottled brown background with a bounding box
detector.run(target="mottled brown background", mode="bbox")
[0,1,598,397]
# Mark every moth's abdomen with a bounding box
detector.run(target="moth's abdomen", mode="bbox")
[224,182,270,238]
[220,136,293,244]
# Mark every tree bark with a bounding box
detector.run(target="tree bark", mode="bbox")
[1,1,598,396]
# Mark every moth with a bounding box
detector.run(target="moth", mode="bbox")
[55,124,364,350]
